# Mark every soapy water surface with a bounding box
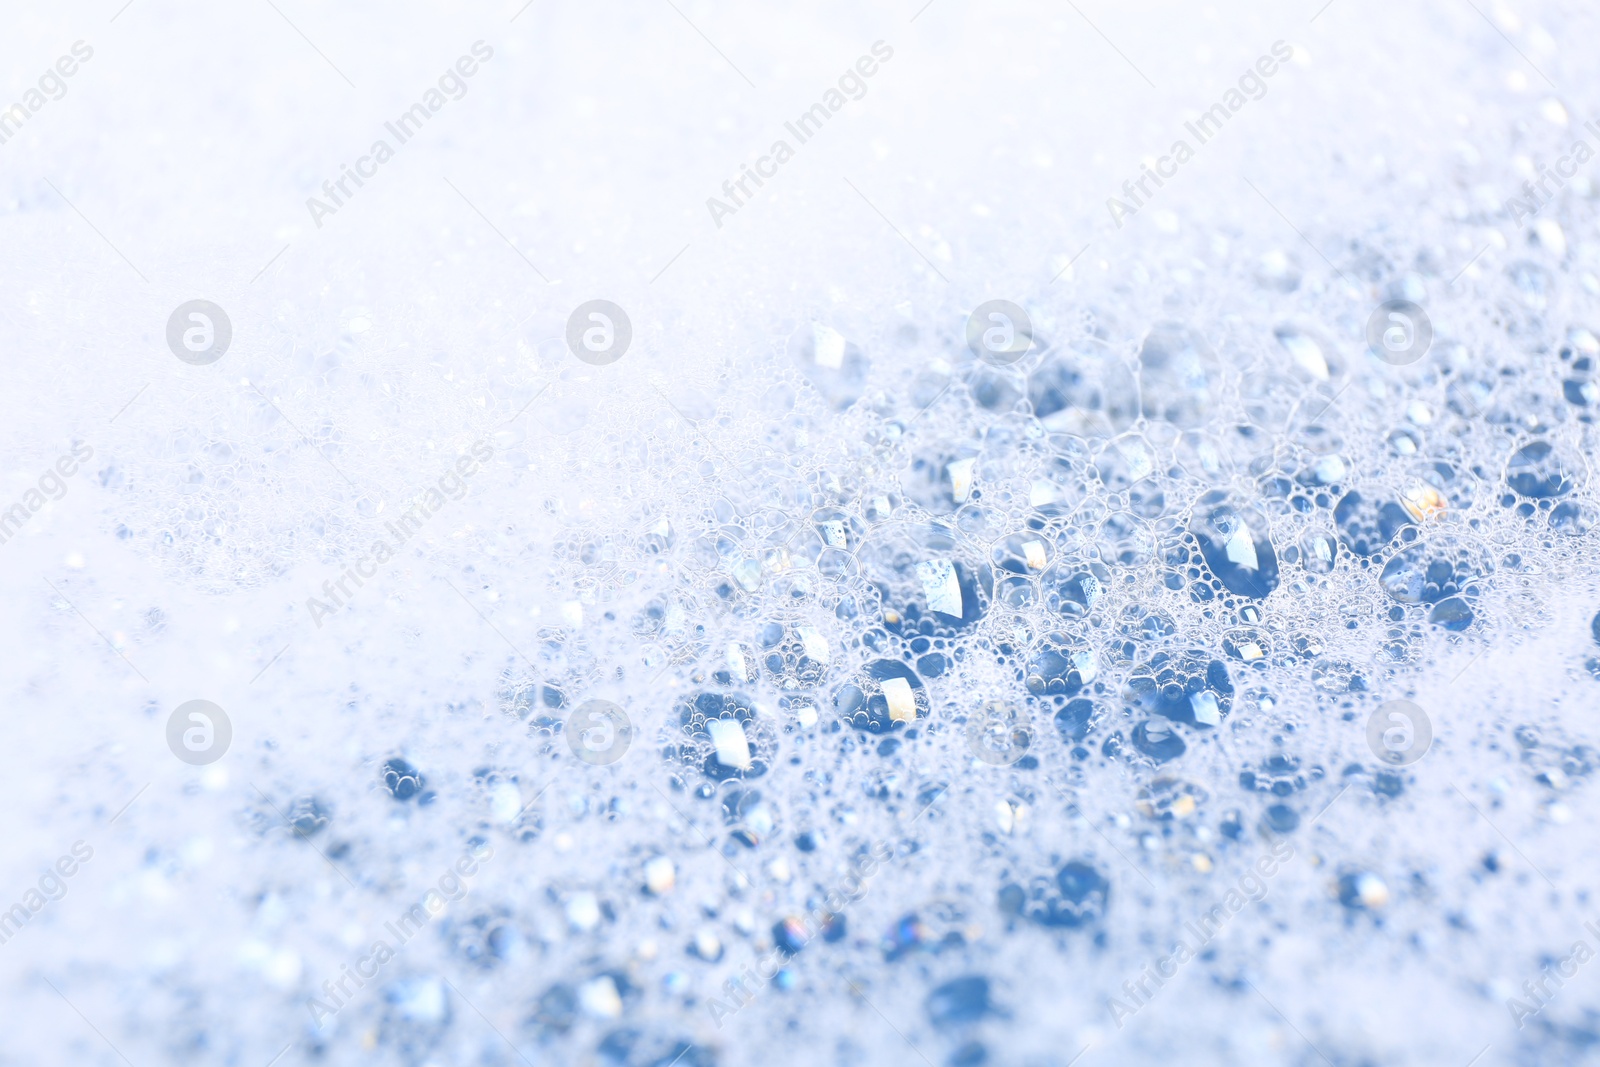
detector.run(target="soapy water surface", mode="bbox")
[3,2,1600,1066]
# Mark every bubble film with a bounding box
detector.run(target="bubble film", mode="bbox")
[5,2,1600,1066]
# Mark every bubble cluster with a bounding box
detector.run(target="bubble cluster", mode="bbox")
[405,224,1600,1063]
[13,3,1600,1066]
